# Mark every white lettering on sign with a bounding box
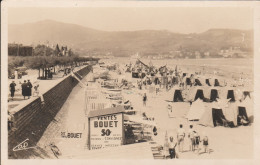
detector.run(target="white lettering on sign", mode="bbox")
[89,113,123,150]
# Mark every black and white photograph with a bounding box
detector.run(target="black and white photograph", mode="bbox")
[1,0,260,164]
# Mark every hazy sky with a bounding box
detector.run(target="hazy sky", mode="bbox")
[8,7,253,33]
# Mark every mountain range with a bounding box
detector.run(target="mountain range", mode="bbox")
[8,20,253,57]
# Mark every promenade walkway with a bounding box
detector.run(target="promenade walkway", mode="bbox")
[8,66,85,112]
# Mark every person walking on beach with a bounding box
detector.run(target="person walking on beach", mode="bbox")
[193,131,200,154]
[202,135,209,154]
[188,125,195,151]
[9,81,16,100]
[169,136,177,159]
[177,124,185,152]
[21,80,27,100]
[27,80,33,99]
[143,93,147,107]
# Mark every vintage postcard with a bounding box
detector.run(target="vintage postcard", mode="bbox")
[1,0,260,165]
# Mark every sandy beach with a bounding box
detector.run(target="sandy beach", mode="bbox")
[33,58,254,159]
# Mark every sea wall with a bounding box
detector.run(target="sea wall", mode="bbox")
[8,65,92,159]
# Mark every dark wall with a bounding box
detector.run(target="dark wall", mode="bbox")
[8,65,92,159]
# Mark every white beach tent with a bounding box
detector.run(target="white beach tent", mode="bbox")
[186,99,206,121]
[198,103,215,127]
[198,100,232,127]
[172,86,184,102]
[219,98,239,126]
[238,96,254,122]
[195,76,206,86]
[189,86,206,101]
[205,87,221,102]
[218,86,228,100]
[223,103,238,126]
[233,88,244,101]
[209,78,215,87]
[215,77,226,87]
[219,86,243,102]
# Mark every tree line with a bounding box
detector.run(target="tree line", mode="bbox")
[8,44,99,78]
[9,56,98,78]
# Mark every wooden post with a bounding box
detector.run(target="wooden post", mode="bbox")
[122,113,125,145]
[88,117,90,150]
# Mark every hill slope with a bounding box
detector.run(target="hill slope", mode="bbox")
[8,20,253,57]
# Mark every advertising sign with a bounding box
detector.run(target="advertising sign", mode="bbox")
[89,113,123,150]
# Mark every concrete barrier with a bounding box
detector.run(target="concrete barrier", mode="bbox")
[8,65,92,159]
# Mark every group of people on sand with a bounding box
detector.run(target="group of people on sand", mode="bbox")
[135,69,202,95]
[168,124,210,159]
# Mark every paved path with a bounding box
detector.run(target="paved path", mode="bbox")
[8,66,86,111]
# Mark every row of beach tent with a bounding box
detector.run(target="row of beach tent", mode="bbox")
[170,86,253,127]
[173,86,252,102]
[186,97,253,127]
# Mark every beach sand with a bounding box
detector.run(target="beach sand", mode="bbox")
[35,58,253,159]
[128,86,253,159]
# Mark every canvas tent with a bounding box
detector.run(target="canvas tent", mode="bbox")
[238,97,254,123]
[227,90,236,102]
[173,89,184,102]
[198,104,214,127]
[235,88,244,101]
[222,101,238,126]
[194,89,205,101]
[194,79,202,86]
[209,89,219,102]
[193,94,253,128]
[243,91,251,99]
[220,87,243,102]
[186,99,206,121]
[205,79,211,86]
[212,108,226,126]
[197,77,207,86]
[238,106,249,120]
[217,97,253,127]
[199,107,227,127]
[187,86,206,102]
[214,79,220,87]
[198,97,254,127]
[198,100,236,127]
